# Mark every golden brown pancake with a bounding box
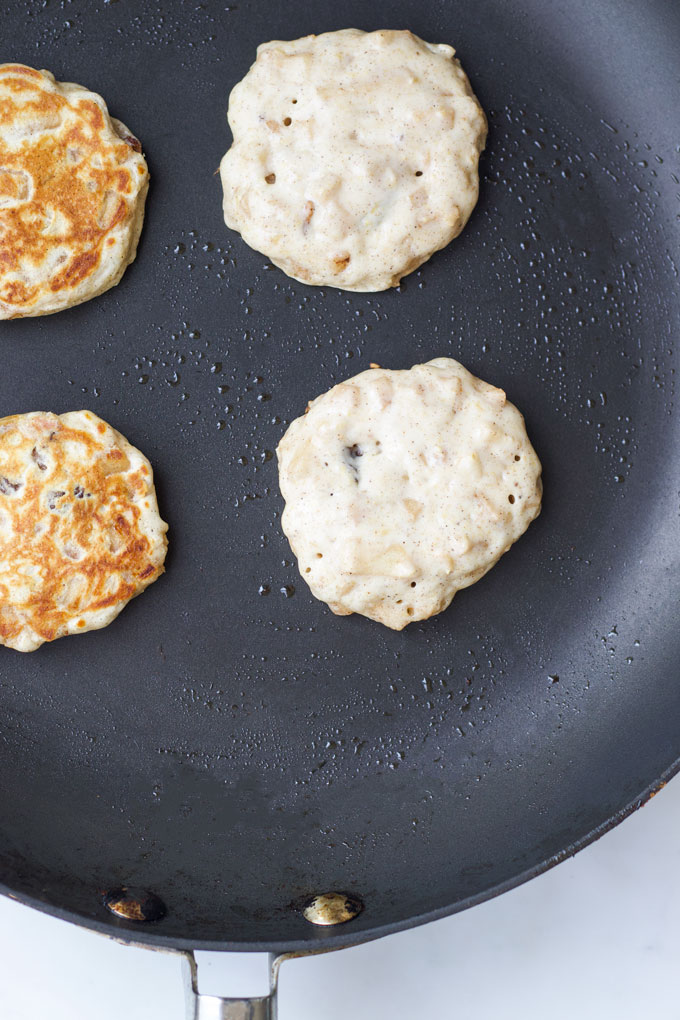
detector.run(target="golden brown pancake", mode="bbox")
[0,411,168,651]
[0,64,148,318]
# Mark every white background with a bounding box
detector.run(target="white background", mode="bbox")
[1,774,679,1020]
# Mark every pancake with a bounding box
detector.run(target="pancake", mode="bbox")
[0,410,167,651]
[220,29,487,291]
[0,63,148,318]
[277,358,542,630]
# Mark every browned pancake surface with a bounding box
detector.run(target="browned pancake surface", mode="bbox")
[0,64,148,318]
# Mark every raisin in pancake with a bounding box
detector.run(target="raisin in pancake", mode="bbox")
[277,358,542,630]
[0,64,148,318]
[0,411,167,651]
[220,29,487,292]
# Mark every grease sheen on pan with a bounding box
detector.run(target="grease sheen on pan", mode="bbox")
[0,411,168,652]
[277,358,542,630]
[220,29,487,292]
[0,63,148,318]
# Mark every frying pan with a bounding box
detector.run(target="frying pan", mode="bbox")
[2,0,679,1013]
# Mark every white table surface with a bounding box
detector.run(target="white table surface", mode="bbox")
[1,773,678,1020]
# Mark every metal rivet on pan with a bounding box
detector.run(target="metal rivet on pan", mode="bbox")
[102,886,166,922]
[302,892,363,926]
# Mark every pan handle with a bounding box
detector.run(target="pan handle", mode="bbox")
[182,951,285,1020]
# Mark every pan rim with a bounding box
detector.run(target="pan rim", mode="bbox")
[1,759,677,954]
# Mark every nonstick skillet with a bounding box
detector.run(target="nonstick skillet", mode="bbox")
[1,0,679,1012]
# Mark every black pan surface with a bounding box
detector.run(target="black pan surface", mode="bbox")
[1,0,679,952]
